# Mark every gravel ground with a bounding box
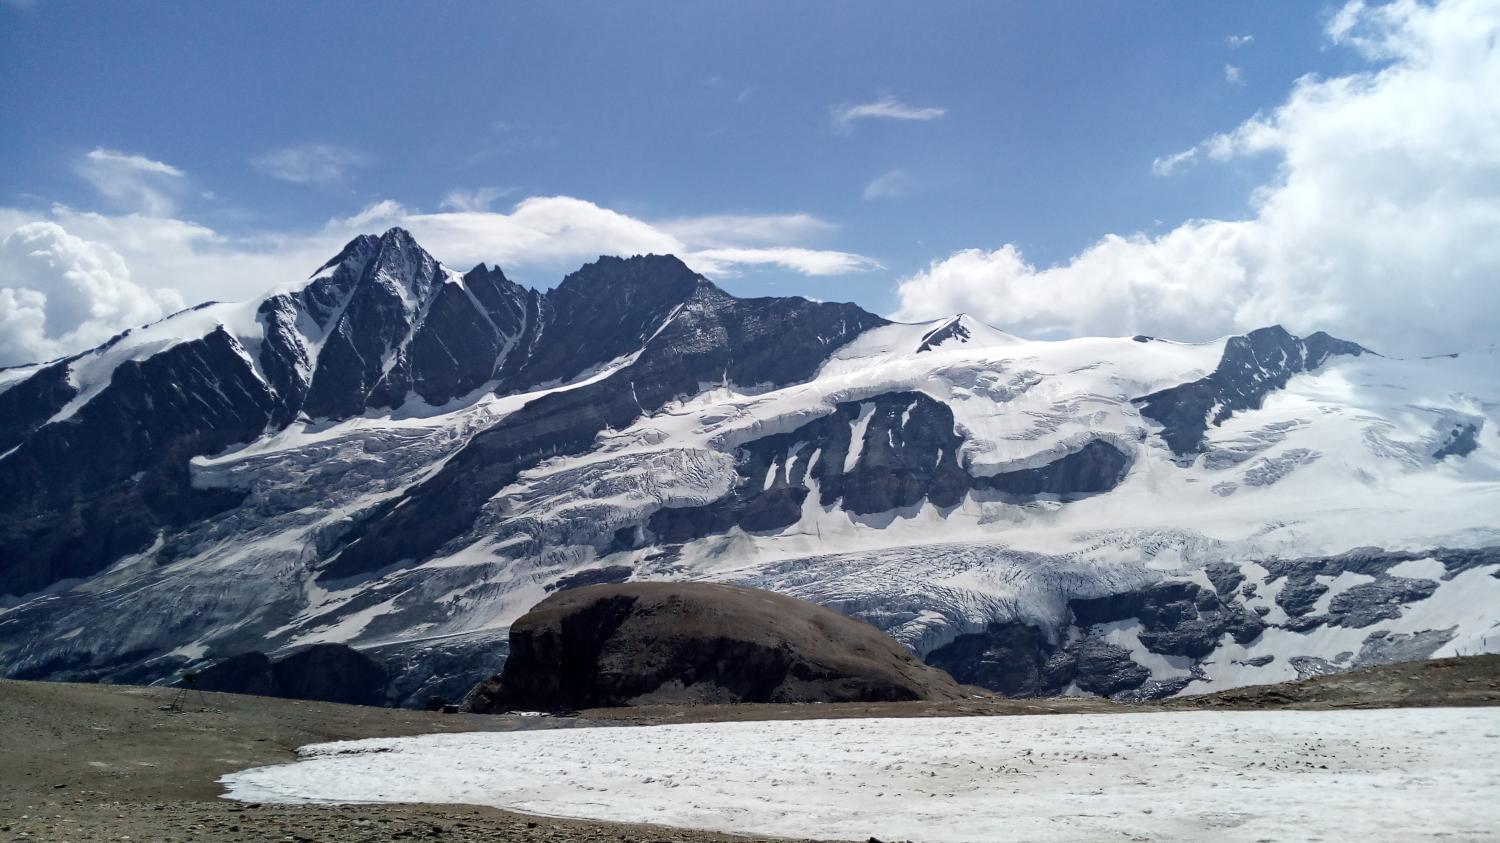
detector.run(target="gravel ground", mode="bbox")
[0,680,773,843]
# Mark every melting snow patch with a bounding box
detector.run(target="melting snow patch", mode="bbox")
[221,709,1500,842]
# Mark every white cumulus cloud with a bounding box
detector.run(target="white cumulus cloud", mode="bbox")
[0,221,184,366]
[895,0,1500,356]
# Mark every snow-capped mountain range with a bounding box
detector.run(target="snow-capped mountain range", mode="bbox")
[2,228,1496,705]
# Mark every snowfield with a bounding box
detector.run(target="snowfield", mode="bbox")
[221,709,1500,842]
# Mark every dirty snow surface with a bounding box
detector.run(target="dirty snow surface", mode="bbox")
[222,709,1500,842]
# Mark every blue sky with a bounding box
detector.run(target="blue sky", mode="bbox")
[2,0,1497,364]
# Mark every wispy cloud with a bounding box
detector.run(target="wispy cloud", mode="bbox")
[251,143,370,185]
[689,247,881,277]
[832,95,946,132]
[1150,148,1197,176]
[656,213,835,248]
[1226,34,1255,49]
[439,186,518,213]
[1224,64,1245,85]
[862,169,914,200]
[74,148,186,216]
[464,122,557,167]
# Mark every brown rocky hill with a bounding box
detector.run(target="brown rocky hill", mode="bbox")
[463,582,969,712]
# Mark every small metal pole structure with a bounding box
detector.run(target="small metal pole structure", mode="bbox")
[167,671,210,713]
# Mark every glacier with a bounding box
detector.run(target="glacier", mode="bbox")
[1,228,1496,704]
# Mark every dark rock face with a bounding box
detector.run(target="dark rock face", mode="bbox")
[190,651,280,697]
[924,622,1078,697]
[326,262,886,582]
[300,232,535,416]
[461,582,966,712]
[1133,326,1367,458]
[1354,628,1457,667]
[972,439,1131,499]
[1204,561,1246,597]
[650,392,1131,544]
[0,327,275,596]
[915,316,972,353]
[271,643,389,706]
[187,643,388,706]
[301,231,442,418]
[405,265,533,405]
[1327,578,1439,628]
[1262,546,1461,630]
[494,255,704,393]
[1069,638,1151,696]
[1433,422,1481,460]
[1071,581,1265,659]
[0,359,76,454]
[548,565,636,593]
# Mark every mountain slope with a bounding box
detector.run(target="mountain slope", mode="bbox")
[1,230,1495,705]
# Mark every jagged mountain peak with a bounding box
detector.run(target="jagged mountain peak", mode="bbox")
[463,261,509,281]
[914,313,1019,353]
[552,253,707,305]
[309,232,381,278]
[1135,324,1372,458]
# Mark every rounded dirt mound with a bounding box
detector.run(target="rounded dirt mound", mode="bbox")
[462,582,966,711]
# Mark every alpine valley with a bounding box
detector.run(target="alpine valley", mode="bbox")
[2,228,1497,706]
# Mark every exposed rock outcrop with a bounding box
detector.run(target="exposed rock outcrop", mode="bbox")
[1133,325,1367,458]
[649,391,1131,544]
[188,643,388,706]
[462,582,967,712]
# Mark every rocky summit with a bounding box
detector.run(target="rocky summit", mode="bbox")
[0,228,1497,706]
[461,582,967,712]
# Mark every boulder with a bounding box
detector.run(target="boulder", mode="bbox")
[462,582,966,712]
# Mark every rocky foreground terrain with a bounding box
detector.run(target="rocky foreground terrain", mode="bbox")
[2,657,1496,842]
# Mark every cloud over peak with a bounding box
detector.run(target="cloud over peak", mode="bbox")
[341,197,877,278]
[0,193,880,364]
